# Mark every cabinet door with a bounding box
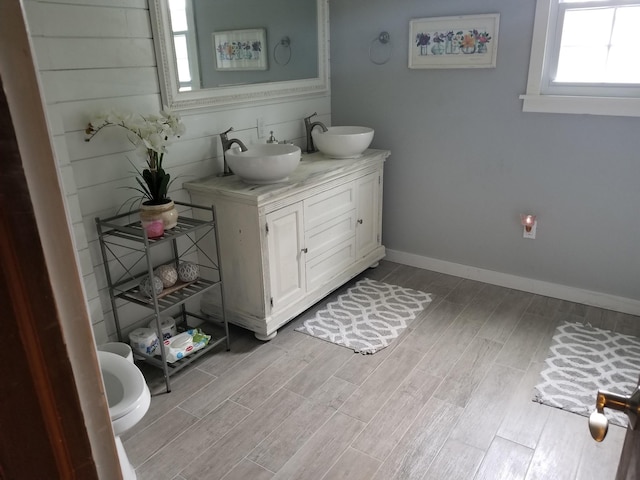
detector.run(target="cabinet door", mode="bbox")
[266,203,306,312]
[355,171,381,258]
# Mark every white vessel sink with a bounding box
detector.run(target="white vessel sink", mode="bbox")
[312,126,374,159]
[227,143,301,184]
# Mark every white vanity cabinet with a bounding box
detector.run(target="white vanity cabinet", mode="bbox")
[185,149,388,340]
[266,202,306,313]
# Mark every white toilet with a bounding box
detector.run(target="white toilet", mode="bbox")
[98,348,151,480]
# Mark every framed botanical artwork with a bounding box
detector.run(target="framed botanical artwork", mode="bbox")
[213,28,268,71]
[409,14,500,69]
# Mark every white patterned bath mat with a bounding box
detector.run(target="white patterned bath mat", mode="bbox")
[295,278,431,354]
[533,321,640,426]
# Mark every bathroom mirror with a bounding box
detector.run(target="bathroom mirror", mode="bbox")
[149,0,329,110]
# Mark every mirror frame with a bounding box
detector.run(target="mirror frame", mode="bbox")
[149,0,330,111]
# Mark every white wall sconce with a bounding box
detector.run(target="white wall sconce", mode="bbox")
[520,214,537,239]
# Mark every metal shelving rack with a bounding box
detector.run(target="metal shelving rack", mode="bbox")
[96,201,229,392]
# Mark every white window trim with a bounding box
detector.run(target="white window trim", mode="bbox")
[521,0,640,117]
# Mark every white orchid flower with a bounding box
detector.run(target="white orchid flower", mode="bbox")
[134,143,149,158]
[173,122,186,136]
[107,110,133,125]
[144,132,166,153]
[85,108,186,203]
[161,107,186,137]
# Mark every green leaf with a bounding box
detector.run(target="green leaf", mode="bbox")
[158,172,170,199]
[135,177,151,199]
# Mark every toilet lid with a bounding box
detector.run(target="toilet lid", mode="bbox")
[98,351,148,421]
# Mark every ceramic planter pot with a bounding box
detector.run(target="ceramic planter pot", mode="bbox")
[139,199,178,230]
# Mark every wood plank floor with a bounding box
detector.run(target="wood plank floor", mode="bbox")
[126,261,639,480]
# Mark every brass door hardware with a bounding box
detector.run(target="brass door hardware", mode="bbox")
[589,387,640,442]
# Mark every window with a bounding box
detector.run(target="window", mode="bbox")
[168,0,200,92]
[521,0,640,116]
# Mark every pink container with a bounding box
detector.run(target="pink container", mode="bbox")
[142,219,164,238]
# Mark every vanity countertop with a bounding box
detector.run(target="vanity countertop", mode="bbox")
[184,148,390,205]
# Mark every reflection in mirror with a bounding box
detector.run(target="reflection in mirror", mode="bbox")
[167,0,200,91]
[151,0,328,110]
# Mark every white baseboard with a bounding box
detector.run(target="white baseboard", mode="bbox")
[385,249,640,317]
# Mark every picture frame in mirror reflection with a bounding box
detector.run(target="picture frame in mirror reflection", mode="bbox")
[409,14,499,69]
[213,28,268,71]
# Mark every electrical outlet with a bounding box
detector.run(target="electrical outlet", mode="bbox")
[256,117,265,138]
[523,221,537,239]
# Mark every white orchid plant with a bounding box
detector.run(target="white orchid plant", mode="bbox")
[85,108,186,205]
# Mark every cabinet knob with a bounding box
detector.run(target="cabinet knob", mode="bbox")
[301,247,308,253]
[357,219,363,224]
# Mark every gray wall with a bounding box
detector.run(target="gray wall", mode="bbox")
[194,0,317,87]
[330,0,640,301]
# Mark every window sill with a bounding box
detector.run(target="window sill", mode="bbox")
[520,94,640,117]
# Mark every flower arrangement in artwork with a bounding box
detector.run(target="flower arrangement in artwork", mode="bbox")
[85,109,186,206]
[430,32,445,54]
[416,32,431,47]
[432,33,445,44]
[476,31,492,45]
[216,40,262,61]
[475,30,492,53]
[416,28,491,56]
[460,32,477,53]
[444,31,465,54]
[415,32,431,56]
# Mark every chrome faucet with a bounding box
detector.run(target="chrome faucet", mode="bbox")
[218,127,248,176]
[304,112,328,154]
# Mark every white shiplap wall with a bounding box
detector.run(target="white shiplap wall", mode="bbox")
[24,0,330,343]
